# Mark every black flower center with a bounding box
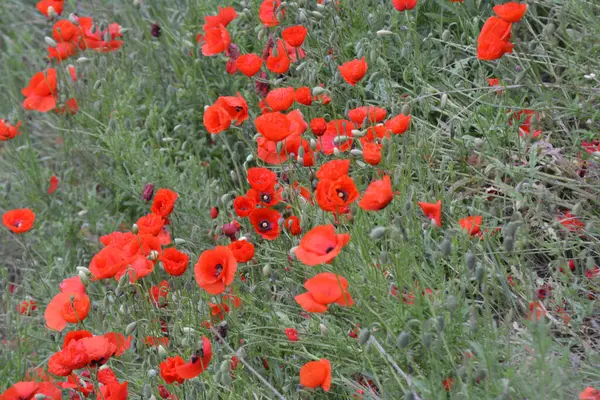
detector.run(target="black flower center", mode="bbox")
[336,189,348,201]
[259,221,271,231]
[325,246,335,253]
[215,264,223,277]
[261,193,272,203]
[235,106,243,112]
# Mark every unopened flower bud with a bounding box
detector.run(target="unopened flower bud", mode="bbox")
[126,321,138,335]
[157,345,168,359]
[47,6,56,19]
[148,250,159,261]
[397,331,410,348]
[358,329,371,345]
[370,226,387,239]
[262,264,272,276]
[132,224,139,234]
[319,323,328,336]
[421,332,434,349]
[142,183,155,201]
[45,36,58,47]
[440,239,452,257]
[376,29,394,37]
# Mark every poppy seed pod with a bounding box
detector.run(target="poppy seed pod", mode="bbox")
[445,295,458,312]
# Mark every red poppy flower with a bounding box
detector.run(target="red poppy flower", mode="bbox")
[442,377,454,391]
[45,290,91,331]
[264,87,295,111]
[103,332,131,357]
[418,200,442,227]
[580,387,600,400]
[255,111,292,141]
[310,118,327,136]
[194,246,237,294]
[359,175,394,211]
[2,208,35,234]
[321,119,355,154]
[316,159,351,181]
[143,336,170,348]
[348,106,387,126]
[48,42,78,62]
[176,336,213,379]
[160,248,189,276]
[315,176,360,213]
[204,105,232,134]
[266,40,291,74]
[235,54,263,77]
[299,358,332,391]
[149,280,170,307]
[493,2,527,23]
[228,239,255,262]
[99,380,128,399]
[201,24,231,56]
[256,136,288,164]
[338,57,367,86]
[488,77,499,86]
[385,114,411,134]
[259,0,284,27]
[247,167,277,191]
[477,16,513,61]
[362,142,382,165]
[282,25,307,47]
[527,301,546,321]
[292,87,312,106]
[37,0,64,17]
[136,213,166,236]
[459,216,483,236]
[152,188,179,217]
[214,93,249,125]
[508,109,540,138]
[249,208,281,240]
[59,276,86,294]
[52,20,78,43]
[392,0,417,11]
[203,6,238,30]
[89,245,129,280]
[294,225,350,266]
[296,273,353,313]
[0,119,22,141]
[558,210,584,233]
[285,216,302,235]
[234,195,257,217]
[0,382,61,400]
[18,300,38,316]
[160,356,186,384]
[46,175,59,194]
[285,328,299,342]
[22,68,57,112]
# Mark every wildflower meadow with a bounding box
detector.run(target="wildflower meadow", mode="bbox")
[1,0,600,398]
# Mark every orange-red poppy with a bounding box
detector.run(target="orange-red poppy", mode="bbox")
[249,208,281,240]
[152,188,179,217]
[136,213,166,236]
[299,358,332,391]
[315,176,359,213]
[0,381,61,400]
[282,25,307,47]
[359,175,393,211]
[264,87,295,111]
[558,210,584,233]
[459,216,483,236]
[22,68,57,112]
[37,0,64,17]
[160,356,186,384]
[247,167,277,191]
[214,93,249,125]
[488,77,499,86]
[295,272,353,312]
[18,300,38,316]
[363,142,382,165]
[294,224,350,265]
[285,327,299,341]
[194,246,237,294]
[160,247,189,276]
[294,87,312,106]
[45,290,90,331]
[201,24,231,56]
[0,119,22,141]
[203,6,238,30]
[493,2,527,23]
[385,113,411,134]
[266,40,291,74]
[392,0,417,11]
[99,380,129,399]
[47,175,59,194]
[287,109,308,135]
[316,159,351,181]
[310,118,327,136]
[176,336,213,379]
[257,136,288,164]
[203,104,232,134]
[235,54,263,77]
[234,195,257,217]
[149,280,170,307]
[338,58,367,86]
[228,239,255,262]
[477,17,513,61]
[2,208,35,234]
[255,111,292,141]
[48,42,78,62]
[259,0,284,27]
[285,216,302,235]
[580,387,600,400]
[89,245,129,280]
[418,200,442,227]
[348,106,387,126]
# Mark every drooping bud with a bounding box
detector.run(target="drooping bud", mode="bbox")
[397,331,410,348]
[358,329,371,345]
[370,226,387,239]
[142,183,155,201]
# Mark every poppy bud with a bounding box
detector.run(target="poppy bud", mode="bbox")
[358,329,371,345]
[151,23,162,38]
[397,331,410,348]
[474,138,484,149]
[376,30,394,36]
[126,321,138,335]
[312,86,325,96]
[148,250,159,261]
[47,6,56,19]
[157,345,168,359]
[466,252,476,270]
[78,270,89,285]
[76,266,91,275]
[310,138,317,150]
[440,93,448,110]
[333,136,350,145]
[503,237,514,252]
[311,11,324,18]
[174,238,186,245]
[220,360,231,373]
[586,256,596,271]
[333,148,340,156]
[296,62,307,71]
[246,154,254,162]
[77,57,90,64]
[142,183,155,201]
[236,347,247,360]
[211,207,219,219]
[475,265,485,282]
[221,371,233,386]
[436,316,445,333]
[222,223,238,237]
[262,264,272,276]
[376,57,388,70]
[34,394,48,400]
[370,226,387,239]
[441,29,451,41]
[401,104,411,115]
[147,369,158,378]
[143,384,152,398]
[319,323,328,336]
[440,239,452,257]
[422,332,434,349]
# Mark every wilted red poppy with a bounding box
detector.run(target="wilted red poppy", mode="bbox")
[392,0,417,11]
[385,114,411,134]
[265,87,295,111]
[338,58,367,86]
[214,93,249,125]
[359,175,393,211]
[477,17,513,60]
[0,119,22,141]
[176,336,213,379]
[259,0,284,27]
[295,273,353,312]
[235,54,263,77]
[160,356,186,384]
[294,224,350,265]
[299,358,332,391]
[22,68,57,112]
[362,142,382,165]
[203,105,232,134]
[488,77,499,86]
[282,25,307,47]
[285,328,299,341]
[249,208,281,240]
[0,381,61,400]
[203,6,238,30]
[255,111,292,141]
[194,246,237,294]
[418,200,442,227]
[558,211,584,233]
[228,239,255,262]
[442,377,455,391]
[2,208,35,234]
[310,118,327,136]
[233,195,257,217]
[285,216,302,236]
[201,24,231,56]
[37,0,64,17]
[493,2,527,22]
[160,248,189,276]
[266,40,291,74]
[45,290,91,331]
[459,216,483,236]
[348,106,387,126]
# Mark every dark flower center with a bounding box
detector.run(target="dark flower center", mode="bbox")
[13,220,22,227]
[259,221,271,231]
[325,246,335,253]
[336,189,348,201]
[261,193,272,203]
[215,264,223,277]
[235,106,243,112]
